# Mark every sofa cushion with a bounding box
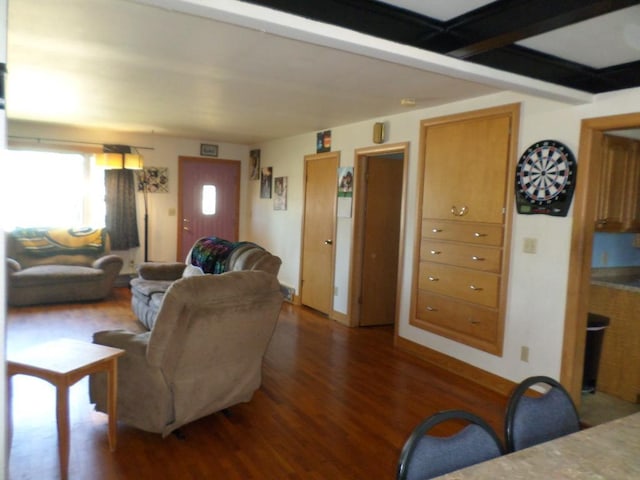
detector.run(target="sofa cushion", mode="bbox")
[10,265,104,287]
[130,277,174,300]
[182,264,204,277]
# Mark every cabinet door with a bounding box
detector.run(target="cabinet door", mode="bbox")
[422,114,511,224]
[624,143,640,232]
[596,135,634,231]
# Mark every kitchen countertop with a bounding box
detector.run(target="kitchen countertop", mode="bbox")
[435,412,640,479]
[591,267,640,292]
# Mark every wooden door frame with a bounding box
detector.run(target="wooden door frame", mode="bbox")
[176,156,241,261]
[299,151,339,318]
[348,142,409,328]
[562,112,640,403]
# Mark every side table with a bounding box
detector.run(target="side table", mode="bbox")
[7,338,125,480]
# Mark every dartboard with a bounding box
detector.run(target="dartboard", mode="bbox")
[515,139,577,217]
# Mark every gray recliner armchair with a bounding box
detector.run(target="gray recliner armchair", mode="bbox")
[89,270,283,437]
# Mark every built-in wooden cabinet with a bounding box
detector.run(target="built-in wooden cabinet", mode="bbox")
[589,284,640,403]
[412,104,520,356]
[596,135,640,232]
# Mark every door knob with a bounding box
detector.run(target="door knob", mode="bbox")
[324,239,333,245]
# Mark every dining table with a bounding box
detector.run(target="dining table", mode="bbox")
[435,411,640,479]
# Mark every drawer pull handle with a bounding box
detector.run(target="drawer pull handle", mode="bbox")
[474,232,488,238]
[469,318,480,325]
[430,250,441,255]
[471,256,485,261]
[428,276,439,282]
[451,205,468,217]
[426,306,438,312]
[469,285,483,291]
[432,228,443,233]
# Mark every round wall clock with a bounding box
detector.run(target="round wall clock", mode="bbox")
[515,139,577,217]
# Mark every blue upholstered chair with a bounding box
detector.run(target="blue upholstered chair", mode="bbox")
[397,410,504,480]
[504,375,580,453]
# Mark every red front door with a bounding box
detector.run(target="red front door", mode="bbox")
[177,156,240,261]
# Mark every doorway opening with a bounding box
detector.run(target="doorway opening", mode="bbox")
[349,143,409,328]
[562,112,640,425]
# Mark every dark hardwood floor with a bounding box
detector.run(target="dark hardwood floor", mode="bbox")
[7,288,507,479]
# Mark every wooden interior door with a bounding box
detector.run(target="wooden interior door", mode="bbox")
[360,155,404,326]
[300,152,338,315]
[177,156,240,260]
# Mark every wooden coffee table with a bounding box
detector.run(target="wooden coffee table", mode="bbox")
[7,338,125,480]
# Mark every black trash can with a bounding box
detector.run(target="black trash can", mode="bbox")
[582,313,610,394]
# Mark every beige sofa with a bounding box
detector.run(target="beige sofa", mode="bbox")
[89,270,283,437]
[6,228,123,306]
[130,238,281,329]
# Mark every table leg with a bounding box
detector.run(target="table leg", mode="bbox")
[56,384,70,480]
[107,358,118,452]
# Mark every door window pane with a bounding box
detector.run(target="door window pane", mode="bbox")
[202,185,216,215]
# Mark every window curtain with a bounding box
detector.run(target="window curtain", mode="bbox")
[105,169,140,250]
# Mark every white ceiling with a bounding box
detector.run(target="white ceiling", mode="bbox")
[7,0,637,145]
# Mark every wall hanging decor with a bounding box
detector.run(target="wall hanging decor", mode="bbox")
[515,139,577,217]
[316,130,331,153]
[250,149,261,180]
[260,166,273,199]
[274,176,287,210]
[137,167,169,193]
[200,143,218,157]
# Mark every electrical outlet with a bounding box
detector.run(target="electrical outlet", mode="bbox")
[520,346,529,362]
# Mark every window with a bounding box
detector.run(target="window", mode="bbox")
[202,184,216,215]
[3,150,105,230]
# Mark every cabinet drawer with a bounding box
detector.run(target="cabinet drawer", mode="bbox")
[415,291,498,345]
[420,239,501,272]
[422,220,503,246]
[418,262,500,308]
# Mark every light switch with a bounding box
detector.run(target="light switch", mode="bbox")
[523,237,537,254]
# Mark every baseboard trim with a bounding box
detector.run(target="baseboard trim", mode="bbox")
[394,335,515,397]
[114,274,135,288]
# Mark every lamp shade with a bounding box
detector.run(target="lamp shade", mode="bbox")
[95,145,143,170]
[124,153,143,169]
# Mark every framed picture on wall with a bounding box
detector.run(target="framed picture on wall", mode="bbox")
[260,167,273,198]
[274,176,287,210]
[250,149,261,180]
[200,143,218,157]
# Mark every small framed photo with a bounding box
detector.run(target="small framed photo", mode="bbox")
[200,143,218,157]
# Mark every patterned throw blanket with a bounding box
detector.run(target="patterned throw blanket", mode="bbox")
[12,227,106,256]
[190,237,260,274]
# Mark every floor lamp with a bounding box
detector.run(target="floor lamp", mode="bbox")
[142,177,149,262]
[95,144,147,260]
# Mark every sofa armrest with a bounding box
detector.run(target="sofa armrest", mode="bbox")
[6,257,21,274]
[92,254,124,274]
[93,329,150,355]
[136,262,186,281]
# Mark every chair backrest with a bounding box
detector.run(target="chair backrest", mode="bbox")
[145,270,283,428]
[397,410,504,480]
[504,375,580,453]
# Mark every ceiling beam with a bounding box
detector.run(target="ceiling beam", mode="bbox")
[441,0,640,59]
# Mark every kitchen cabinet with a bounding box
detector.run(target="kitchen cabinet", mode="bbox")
[412,104,519,355]
[595,135,640,232]
[588,283,640,403]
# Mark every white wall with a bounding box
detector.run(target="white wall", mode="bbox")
[7,86,640,387]
[247,87,640,384]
